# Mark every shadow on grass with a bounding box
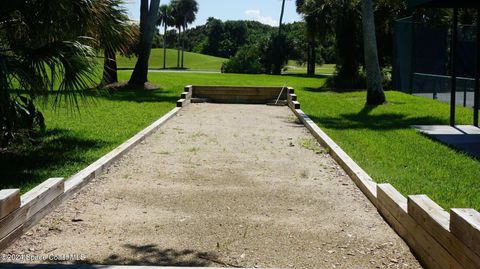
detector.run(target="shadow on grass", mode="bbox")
[281,73,331,79]
[0,129,109,190]
[302,86,367,93]
[88,244,219,267]
[309,105,447,131]
[88,88,180,104]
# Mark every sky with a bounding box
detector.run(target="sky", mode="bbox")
[123,0,302,29]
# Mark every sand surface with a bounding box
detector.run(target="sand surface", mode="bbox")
[5,104,421,268]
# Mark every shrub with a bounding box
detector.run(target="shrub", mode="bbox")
[223,45,262,74]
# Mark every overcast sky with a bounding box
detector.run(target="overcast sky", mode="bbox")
[123,0,301,29]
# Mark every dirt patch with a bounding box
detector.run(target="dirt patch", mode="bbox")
[5,104,421,268]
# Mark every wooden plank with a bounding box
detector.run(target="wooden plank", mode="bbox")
[21,178,64,220]
[0,224,23,252]
[377,184,463,269]
[182,85,193,99]
[193,88,286,93]
[191,98,209,103]
[193,90,287,98]
[408,195,480,269]
[184,85,193,93]
[23,190,66,232]
[193,86,283,91]
[451,209,480,257]
[0,184,69,252]
[181,92,190,99]
[177,99,186,107]
[0,205,26,242]
[0,190,20,219]
[193,86,285,93]
[290,101,300,110]
[377,203,443,269]
[194,94,282,101]
[207,98,276,105]
[377,184,407,215]
[194,95,287,101]
[287,93,297,104]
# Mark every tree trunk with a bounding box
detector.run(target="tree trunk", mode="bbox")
[129,0,161,85]
[278,0,286,35]
[101,48,118,86]
[307,42,312,75]
[177,27,181,68]
[361,0,386,105]
[0,82,12,146]
[307,41,316,76]
[181,26,185,69]
[163,23,167,69]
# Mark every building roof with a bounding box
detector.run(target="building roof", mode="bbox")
[408,0,480,8]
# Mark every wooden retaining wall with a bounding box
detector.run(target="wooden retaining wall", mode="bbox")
[0,86,194,252]
[286,88,480,269]
[191,85,288,104]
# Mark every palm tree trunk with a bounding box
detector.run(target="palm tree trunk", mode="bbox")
[361,0,385,105]
[307,41,316,76]
[177,27,181,68]
[163,23,167,69]
[181,26,185,69]
[129,0,161,85]
[101,48,118,86]
[278,0,286,35]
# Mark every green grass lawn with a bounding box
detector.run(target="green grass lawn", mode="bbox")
[284,61,336,76]
[4,70,480,211]
[116,48,227,71]
[1,88,182,193]
[298,90,480,211]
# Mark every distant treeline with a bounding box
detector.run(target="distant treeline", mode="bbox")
[155,17,333,66]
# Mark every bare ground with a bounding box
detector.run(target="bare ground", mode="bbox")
[4,104,421,268]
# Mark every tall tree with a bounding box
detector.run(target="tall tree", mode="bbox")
[179,0,198,68]
[361,0,386,105]
[171,0,198,69]
[158,4,174,69]
[279,0,286,34]
[171,1,182,68]
[94,0,138,86]
[296,0,333,76]
[128,0,161,85]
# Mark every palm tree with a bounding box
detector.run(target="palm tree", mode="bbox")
[0,0,102,146]
[171,0,198,69]
[296,0,334,76]
[361,0,386,105]
[158,5,174,69]
[279,0,286,34]
[180,0,198,69]
[92,0,138,86]
[129,0,161,85]
[170,1,183,69]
